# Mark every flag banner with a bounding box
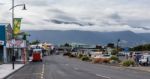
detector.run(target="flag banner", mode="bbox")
[13,18,22,35]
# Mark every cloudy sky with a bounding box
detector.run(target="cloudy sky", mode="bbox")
[0,0,150,33]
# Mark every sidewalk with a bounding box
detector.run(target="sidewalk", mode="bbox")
[128,66,150,72]
[0,64,24,79]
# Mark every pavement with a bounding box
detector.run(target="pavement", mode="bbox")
[5,55,150,79]
[128,66,150,72]
[0,64,24,79]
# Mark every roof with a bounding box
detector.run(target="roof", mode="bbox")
[0,23,12,32]
[0,23,11,27]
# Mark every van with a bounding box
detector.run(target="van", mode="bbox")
[32,49,43,62]
[139,55,150,66]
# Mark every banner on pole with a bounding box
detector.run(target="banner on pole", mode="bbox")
[13,18,22,35]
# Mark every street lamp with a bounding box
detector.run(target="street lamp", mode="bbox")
[116,39,120,55]
[10,0,26,69]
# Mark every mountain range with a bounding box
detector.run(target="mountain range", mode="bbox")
[25,30,150,47]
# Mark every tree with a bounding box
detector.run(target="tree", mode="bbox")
[111,49,118,55]
[22,32,30,40]
[64,43,71,47]
[130,44,150,51]
[107,43,115,48]
[30,40,40,45]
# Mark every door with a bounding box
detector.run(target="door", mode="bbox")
[0,46,3,62]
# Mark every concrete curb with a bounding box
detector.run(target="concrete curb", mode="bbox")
[124,67,150,73]
[3,62,30,79]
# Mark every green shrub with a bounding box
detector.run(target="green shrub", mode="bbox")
[111,49,118,55]
[78,54,83,58]
[110,55,119,61]
[121,59,135,67]
[63,52,71,56]
[69,54,76,58]
[81,55,90,61]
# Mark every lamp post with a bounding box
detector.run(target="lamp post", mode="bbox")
[11,0,26,69]
[116,39,120,55]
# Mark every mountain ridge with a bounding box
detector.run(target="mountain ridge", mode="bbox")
[25,30,150,47]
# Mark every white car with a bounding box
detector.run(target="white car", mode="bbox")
[92,54,111,59]
[139,55,150,66]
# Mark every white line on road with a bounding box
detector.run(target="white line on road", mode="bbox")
[65,64,69,66]
[41,64,45,79]
[74,67,79,70]
[96,74,111,79]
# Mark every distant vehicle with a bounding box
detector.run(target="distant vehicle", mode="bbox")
[139,55,150,66]
[117,52,126,56]
[92,54,111,59]
[55,48,67,55]
[32,49,43,62]
[133,52,142,56]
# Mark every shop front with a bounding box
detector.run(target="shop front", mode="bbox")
[0,25,6,63]
[6,40,27,63]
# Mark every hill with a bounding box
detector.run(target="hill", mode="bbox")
[25,30,150,47]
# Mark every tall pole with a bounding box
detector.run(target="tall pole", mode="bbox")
[117,39,120,55]
[11,0,26,69]
[12,0,15,69]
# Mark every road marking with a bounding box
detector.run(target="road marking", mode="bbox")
[41,64,45,79]
[96,74,111,79]
[65,64,69,66]
[74,67,79,70]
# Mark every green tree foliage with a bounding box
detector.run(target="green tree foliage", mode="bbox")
[22,32,30,40]
[64,43,70,47]
[30,40,40,45]
[111,49,118,55]
[130,44,150,51]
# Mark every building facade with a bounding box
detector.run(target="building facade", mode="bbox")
[0,23,12,63]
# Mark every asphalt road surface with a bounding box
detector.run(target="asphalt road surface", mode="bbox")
[6,55,150,79]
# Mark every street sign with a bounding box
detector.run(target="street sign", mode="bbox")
[0,40,4,45]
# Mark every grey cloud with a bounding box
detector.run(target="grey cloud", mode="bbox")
[48,9,66,14]
[0,3,4,5]
[22,21,35,25]
[48,9,94,26]
[47,8,77,21]
[126,19,150,29]
[109,13,121,21]
[17,0,48,6]
[31,2,48,6]
[131,26,150,30]
[44,19,94,26]
[55,15,77,22]
[50,19,84,26]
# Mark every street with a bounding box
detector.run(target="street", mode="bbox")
[6,55,150,79]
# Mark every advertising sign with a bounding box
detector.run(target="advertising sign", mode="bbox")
[6,40,26,48]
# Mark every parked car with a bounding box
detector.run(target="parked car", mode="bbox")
[92,54,111,59]
[92,54,111,63]
[139,55,150,66]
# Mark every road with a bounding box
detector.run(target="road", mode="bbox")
[6,55,150,79]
